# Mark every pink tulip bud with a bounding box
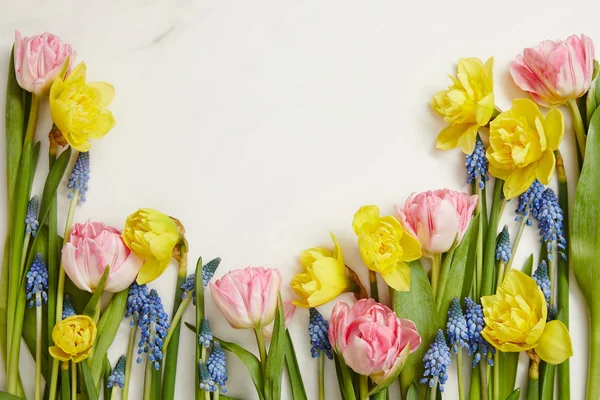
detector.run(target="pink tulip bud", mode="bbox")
[210,267,282,329]
[261,300,296,341]
[510,34,595,107]
[14,31,75,95]
[395,189,477,258]
[61,221,143,293]
[328,299,421,384]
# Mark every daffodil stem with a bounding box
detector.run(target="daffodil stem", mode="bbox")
[163,296,192,353]
[122,324,137,400]
[506,211,528,272]
[368,270,379,302]
[567,99,586,161]
[479,362,489,400]
[254,327,267,371]
[493,352,500,400]
[143,360,152,400]
[431,253,442,300]
[34,294,42,400]
[318,352,325,400]
[48,359,60,400]
[359,374,369,400]
[71,361,77,399]
[429,378,438,400]
[456,350,465,400]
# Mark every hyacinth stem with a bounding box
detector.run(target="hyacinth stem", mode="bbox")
[19,233,31,278]
[368,270,379,302]
[34,293,42,400]
[318,352,325,400]
[456,350,465,400]
[429,378,438,400]
[48,189,79,400]
[479,362,489,400]
[567,99,586,161]
[111,386,118,399]
[359,374,369,400]
[122,324,137,400]
[71,361,77,399]
[254,327,268,371]
[431,253,442,300]
[143,360,152,400]
[475,183,484,299]
[496,261,506,291]
[549,243,558,305]
[162,296,192,353]
[506,212,527,272]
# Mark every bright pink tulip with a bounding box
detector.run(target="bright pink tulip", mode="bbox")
[61,221,143,293]
[395,189,477,258]
[510,34,595,107]
[14,31,75,95]
[210,267,282,329]
[328,299,421,384]
[261,300,296,341]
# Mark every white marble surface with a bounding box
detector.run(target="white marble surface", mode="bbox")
[0,0,596,398]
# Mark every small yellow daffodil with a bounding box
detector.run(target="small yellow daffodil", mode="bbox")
[49,315,97,363]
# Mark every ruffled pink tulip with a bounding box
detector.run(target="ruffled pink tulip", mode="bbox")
[61,221,143,293]
[510,34,595,107]
[210,267,282,329]
[14,31,74,95]
[395,189,477,258]
[261,300,296,341]
[328,299,421,384]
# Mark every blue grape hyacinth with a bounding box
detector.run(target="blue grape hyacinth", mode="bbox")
[137,289,170,370]
[106,355,126,389]
[421,330,451,392]
[465,136,489,189]
[126,282,149,325]
[63,295,76,319]
[181,274,197,304]
[446,298,469,353]
[207,342,228,393]
[533,261,557,321]
[26,253,48,308]
[308,308,333,360]
[198,360,217,392]
[68,151,90,202]
[198,318,213,348]
[495,225,512,263]
[515,180,545,226]
[25,195,40,237]
[202,257,221,287]
[533,188,567,260]
[464,297,495,367]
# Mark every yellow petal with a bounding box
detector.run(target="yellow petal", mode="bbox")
[436,124,470,151]
[458,124,480,154]
[330,232,345,265]
[85,109,115,139]
[509,98,543,128]
[543,108,565,150]
[299,248,331,267]
[503,164,538,199]
[398,230,422,261]
[476,93,495,126]
[535,320,573,364]
[380,262,410,291]
[487,161,511,180]
[536,150,555,185]
[352,205,380,234]
[49,346,71,361]
[50,98,72,135]
[136,258,168,285]
[310,258,349,290]
[88,82,115,108]
[65,62,87,85]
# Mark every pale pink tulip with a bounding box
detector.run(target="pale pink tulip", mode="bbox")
[328,299,421,384]
[14,31,75,95]
[395,189,477,258]
[261,300,296,341]
[62,221,143,293]
[210,267,282,329]
[510,34,595,107]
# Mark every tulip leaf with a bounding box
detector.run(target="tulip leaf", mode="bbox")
[283,330,307,400]
[333,353,357,400]
[437,215,478,316]
[505,388,520,400]
[573,104,600,398]
[90,288,129,385]
[392,260,439,398]
[0,392,25,400]
[80,361,99,400]
[216,337,265,400]
[194,256,204,398]
[82,266,110,318]
[405,381,420,400]
[522,254,534,276]
[264,295,286,400]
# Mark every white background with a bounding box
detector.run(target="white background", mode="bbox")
[0,0,595,398]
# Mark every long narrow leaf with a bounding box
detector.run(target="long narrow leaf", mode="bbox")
[264,296,285,400]
[0,392,24,400]
[80,361,99,400]
[216,337,265,400]
[283,330,307,400]
[505,388,520,400]
[82,266,110,317]
[333,353,357,400]
[481,179,504,296]
[194,257,204,400]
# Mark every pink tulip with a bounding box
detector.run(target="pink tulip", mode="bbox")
[261,300,296,341]
[395,189,477,258]
[328,299,421,384]
[210,267,282,329]
[61,221,143,293]
[14,31,75,95]
[510,34,595,107]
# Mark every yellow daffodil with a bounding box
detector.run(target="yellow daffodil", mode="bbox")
[49,315,97,363]
[481,269,572,364]
[432,57,495,154]
[352,205,422,291]
[487,98,564,199]
[291,233,353,307]
[122,208,180,284]
[49,62,115,152]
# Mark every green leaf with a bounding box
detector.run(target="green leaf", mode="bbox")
[283,330,307,400]
[505,388,520,400]
[264,295,286,400]
[194,256,204,400]
[522,254,534,276]
[217,337,265,400]
[481,179,504,296]
[539,362,555,400]
[437,215,478,315]
[500,352,519,399]
[573,103,600,398]
[90,289,129,385]
[61,363,71,400]
[333,353,357,400]
[219,396,240,400]
[82,266,110,318]
[405,382,420,400]
[0,392,24,400]
[392,260,439,398]
[80,361,99,400]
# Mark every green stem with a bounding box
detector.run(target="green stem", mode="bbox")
[61,361,71,400]
[429,378,438,400]
[475,183,484,299]
[587,309,600,400]
[481,180,504,297]
[567,99,587,160]
[549,244,558,305]
[143,360,152,400]
[496,261,506,292]
[480,362,489,400]
[35,294,42,400]
[162,296,192,352]
[111,386,118,399]
[19,233,30,278]
[506,211,527,272]
[122,324,137,400]
[368,270,379,302]
[254,327,267,371]
[493,352,500,400]
[71,361,77,400]
[359,374,369,400]
[47,149,58,380]
[48,359,60,400]
[318,352,325,400]
[431,253,442,300]
[457,350,465,400]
